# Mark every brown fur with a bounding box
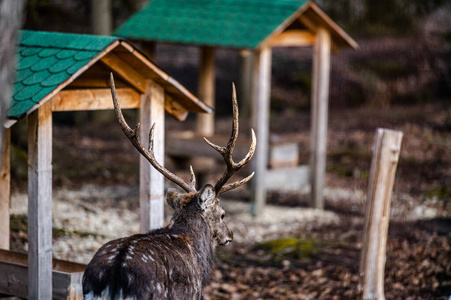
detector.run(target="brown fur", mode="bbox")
[82,184,232,300]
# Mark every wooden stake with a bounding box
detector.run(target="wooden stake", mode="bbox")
[250,47,272,216]
[28,100,53,299]
[140,81,165,232]
[310,27,331,210]
[359,128,403,300]
[0,128,11,250]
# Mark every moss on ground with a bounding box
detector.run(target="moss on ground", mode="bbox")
[259,237,319,261]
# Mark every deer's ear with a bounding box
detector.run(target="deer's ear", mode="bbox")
[166,188,179,209]
[198,184,216,210]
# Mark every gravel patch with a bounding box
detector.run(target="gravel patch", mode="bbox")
[10,185,340,264]
[10,184,443,264]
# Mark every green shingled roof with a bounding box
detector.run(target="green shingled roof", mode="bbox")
[114,0,309,48]
[9,30,118,118]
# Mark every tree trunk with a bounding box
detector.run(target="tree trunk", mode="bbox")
[0,0,25,154]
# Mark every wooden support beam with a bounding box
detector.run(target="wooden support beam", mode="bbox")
[28,100,53,299]
[239,49,253,118]
[250,47,272,216]
[0,249,85,299]
[51,88,140,111]
[164,94,189,121]
[0,128,11,250]
[264,30,315,47]
[196,46,216,137]
[310,27,331,210]
[140,81,165,232]
[101,53,147,94]
[359,128,403,300]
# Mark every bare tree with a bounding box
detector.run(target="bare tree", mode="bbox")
[0,0,25,157]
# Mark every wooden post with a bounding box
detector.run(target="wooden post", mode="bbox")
[28,100,53,300]
[0,128,11,249]
[250,47,272,216]
[91,0,112,35]
[359,128,403,300]
[196,46,216,137]
[195,46,216,187]
[239,49,254,118]
[310,27,331,210]
[140,81,165,232]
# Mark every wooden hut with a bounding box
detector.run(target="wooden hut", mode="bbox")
[0,30,211,299]
[114,0,358,214]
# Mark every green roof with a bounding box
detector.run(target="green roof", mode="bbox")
[114,0,309,48]
[9,30,118,118]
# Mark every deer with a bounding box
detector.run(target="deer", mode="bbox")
[82,73,256,300]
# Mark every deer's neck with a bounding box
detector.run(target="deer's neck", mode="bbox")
[169,211,215,286]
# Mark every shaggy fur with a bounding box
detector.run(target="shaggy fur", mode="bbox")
[82,185,232,300]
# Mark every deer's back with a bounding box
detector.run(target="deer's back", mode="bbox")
[82,229,203,299]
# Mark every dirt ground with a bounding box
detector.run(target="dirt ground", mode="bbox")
[8,101,450,299]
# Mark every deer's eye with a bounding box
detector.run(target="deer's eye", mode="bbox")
[220,213,226,220]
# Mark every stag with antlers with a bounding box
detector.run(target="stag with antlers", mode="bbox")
[82,74,256,299]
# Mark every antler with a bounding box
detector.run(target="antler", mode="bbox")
[204,83,257,195]
[110,73,197,193]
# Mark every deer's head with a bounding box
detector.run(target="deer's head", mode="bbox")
[110,73,256,247]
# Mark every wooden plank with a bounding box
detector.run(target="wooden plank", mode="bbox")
[51,88,140,111]
[269,142,299,168]
[0,249,85,272]
[0,258,84,300]
[196,46,216,136]
[27,100,53,299]
[140,81,165,232]
[265,166,309,191]
[164,94,189,121]
[0,128,10,250]
[264,30,315,47]
[101,52,147,93]
[359,129,403,300]
[0,261,28,298]
[309,27,331,210]
[250,47,272,216]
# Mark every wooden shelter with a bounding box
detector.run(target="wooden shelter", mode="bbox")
[0,30,211,299]
[114,0,358,215]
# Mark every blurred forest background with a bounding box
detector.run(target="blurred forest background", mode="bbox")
[19,0,450,111]
[12,0,450,195]
[6,1,450,298]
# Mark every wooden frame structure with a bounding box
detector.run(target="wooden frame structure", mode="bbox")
[115,1,358,214]
[1,31,211,299]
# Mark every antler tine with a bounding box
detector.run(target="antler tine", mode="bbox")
[204,83,257,195]
[189,165,197,190]
[220,172,255,194]
[110,73,196,193]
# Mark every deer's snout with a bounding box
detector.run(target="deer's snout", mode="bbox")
[221,230,234,246]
